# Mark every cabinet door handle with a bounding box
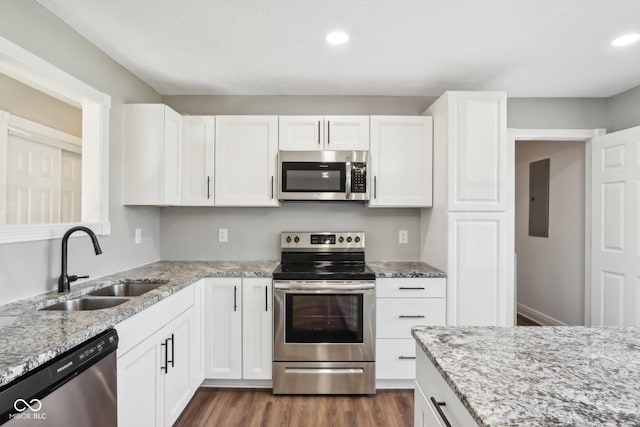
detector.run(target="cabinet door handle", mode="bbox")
[398,355,416,360]
[318,120,321,145]
[399,315,425,319]
[373,176,377,199]
[399,287,425,290]
[271,176,274,199]
[265,285,268,312]
[207,176,211,199]
[167,333,175,368]
[233,285,238,312]
[160,339,168,373]
[327,120,330,145]
[430,397,452,427]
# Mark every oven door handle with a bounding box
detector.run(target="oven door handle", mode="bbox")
[274,282,375,291]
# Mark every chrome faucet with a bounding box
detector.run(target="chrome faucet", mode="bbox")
[58,226,103,293]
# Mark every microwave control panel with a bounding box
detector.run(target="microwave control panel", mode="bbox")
[351,163,367,193]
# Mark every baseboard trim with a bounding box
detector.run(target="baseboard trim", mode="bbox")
[201,379,272,388]
[517,303,568,326]
[376,379,414,389]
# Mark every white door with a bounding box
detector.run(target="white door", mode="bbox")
[242,278,272,380]
[215,116,278,206]
[279,116,324,151]
[163,106,182,205]
[5,134,61,224]
[204,278,242,379]
[591,126,640,326]
[163,309,194,426]
[60,150,81,222]
[369,116,433,207]
[325,116,370,151]
[182,116,215,205]
[117,329,165,427]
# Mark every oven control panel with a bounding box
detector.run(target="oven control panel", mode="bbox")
[281,232,365,249]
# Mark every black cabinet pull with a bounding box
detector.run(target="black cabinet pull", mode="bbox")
[271,176,274,199]
[430,397,452,427]
[233,285,237,311]
[167,333,175,368]
[398,355,416,360]
[317,120,321,145]
[207,176,211,199]
[265,285,268,312]
[327,120,330,145]
[373,176,377,199]
[399,287,425,290]
[160,339,168,373]
[399,315,425,319]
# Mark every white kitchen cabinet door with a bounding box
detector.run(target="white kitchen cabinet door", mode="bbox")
[190,280,205,392]
[163,309,195,427]
[123,104,182,205]
[447,92,507,212]
[325,116,370,150]
[447,212,511,326]
[181,116,214,206]
[279,116,324,151]
[369,116,433,207]
[215,116,279,206]
[590,126,640,327]
[242,278,273,380]
[117,328,165,427]
[204,278,242,379]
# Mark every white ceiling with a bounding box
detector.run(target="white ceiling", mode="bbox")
[37,0,640,97]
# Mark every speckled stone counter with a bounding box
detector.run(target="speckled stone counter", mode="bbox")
[412,326,640,426]
[0,260,277,388]
[368,261,445,278]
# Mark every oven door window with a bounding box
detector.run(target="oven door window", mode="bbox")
[281,162,346,193]
[285,293,363,343]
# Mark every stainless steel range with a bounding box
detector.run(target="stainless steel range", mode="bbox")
[272,231,376,395]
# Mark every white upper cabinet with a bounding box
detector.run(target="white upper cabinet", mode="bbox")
[369,116,433,207]
[279,116,369,151]
[215,116,279,207]
[123,104,182,206]
[181,116,215,206]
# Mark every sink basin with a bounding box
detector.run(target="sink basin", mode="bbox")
[40,297,130,311]
[89,282,166,297]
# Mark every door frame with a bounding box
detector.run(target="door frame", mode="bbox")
[507,128,605,326]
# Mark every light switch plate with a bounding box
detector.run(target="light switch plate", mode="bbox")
[399,230,408,244]
[218,228,228,243]
[134,228,142,244]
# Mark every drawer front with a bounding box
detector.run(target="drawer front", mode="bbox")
[416,347,478,426]
[376,298,446,338]
[376,338,416,379]
[376,278,446,298]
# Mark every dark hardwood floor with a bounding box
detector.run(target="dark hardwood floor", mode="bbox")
[175,388,414,427]
[517,314,542,326]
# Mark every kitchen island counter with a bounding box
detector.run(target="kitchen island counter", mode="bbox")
[412,326,640,426]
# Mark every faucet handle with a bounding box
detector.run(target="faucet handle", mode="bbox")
[69,275,89,283]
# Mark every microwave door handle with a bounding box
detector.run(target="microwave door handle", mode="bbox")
[345,157,352,200]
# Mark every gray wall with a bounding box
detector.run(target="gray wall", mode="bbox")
[0,0,162,304]
[160,205,420,261]
[507,98,608,129]
[607,85,640,132]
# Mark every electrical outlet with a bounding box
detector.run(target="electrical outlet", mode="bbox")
[134,228,142,244]
[399,230,408,244]
[218,228,228,243]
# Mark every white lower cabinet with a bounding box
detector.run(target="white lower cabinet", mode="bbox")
[415,347,477,426]
[116,285,201,427]
[376,278,446,385]
[205,277,273,382]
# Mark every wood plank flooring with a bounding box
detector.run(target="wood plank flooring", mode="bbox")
[174,388,414,427]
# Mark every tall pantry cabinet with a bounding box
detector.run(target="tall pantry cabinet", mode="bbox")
[421,91,513,326]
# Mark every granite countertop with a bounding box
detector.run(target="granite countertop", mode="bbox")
[0,260,278,388]
[412,326,640,426]
[368,261,445,278]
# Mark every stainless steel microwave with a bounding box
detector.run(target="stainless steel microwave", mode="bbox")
[278,151,369,201]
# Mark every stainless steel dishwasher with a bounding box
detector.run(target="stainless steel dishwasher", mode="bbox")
[0,329,118,426]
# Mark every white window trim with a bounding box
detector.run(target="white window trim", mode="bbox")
[0,36,111,243]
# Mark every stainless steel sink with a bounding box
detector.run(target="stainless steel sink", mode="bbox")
[40,297,130,311]
[89,282,165,297]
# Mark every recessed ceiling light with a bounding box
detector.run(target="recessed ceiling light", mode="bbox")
[611,33,640,47]
[326,31,349,45]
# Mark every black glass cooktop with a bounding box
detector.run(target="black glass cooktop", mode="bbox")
[273,261,376,281]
